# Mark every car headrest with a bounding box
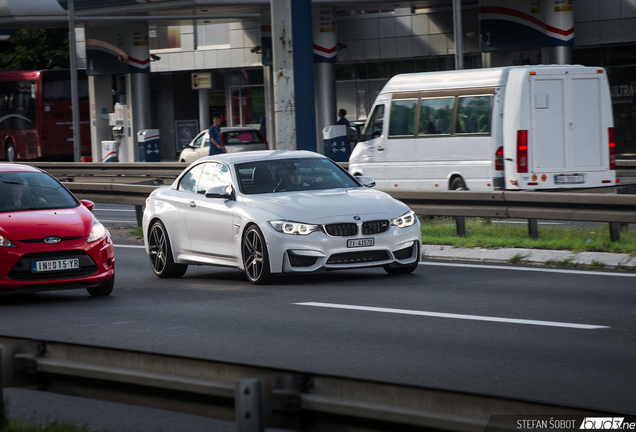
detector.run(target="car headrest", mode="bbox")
[252,165,271,184]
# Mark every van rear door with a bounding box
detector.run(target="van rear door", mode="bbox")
[530,71,605,173]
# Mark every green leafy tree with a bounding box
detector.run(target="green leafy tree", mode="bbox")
[0,29,69,70]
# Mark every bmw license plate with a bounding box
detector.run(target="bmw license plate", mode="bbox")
[347,238,374,248]
[554,175,584,184]
[31,258,80,273]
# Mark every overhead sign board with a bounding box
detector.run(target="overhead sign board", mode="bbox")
[192,72,212,90]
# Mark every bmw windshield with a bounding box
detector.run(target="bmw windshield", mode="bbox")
[236,157,361,195]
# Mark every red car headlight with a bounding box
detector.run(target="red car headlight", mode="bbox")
[0,234,17,248]
[87,218,107,243]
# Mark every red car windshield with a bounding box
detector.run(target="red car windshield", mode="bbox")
[0,172,79,212]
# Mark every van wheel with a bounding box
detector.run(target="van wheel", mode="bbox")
[450,178,467,190]
[6,141,15,162]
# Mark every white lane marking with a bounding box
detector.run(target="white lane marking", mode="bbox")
[295,302,609,330]
[114,244,145,249]
[419,262,636,278]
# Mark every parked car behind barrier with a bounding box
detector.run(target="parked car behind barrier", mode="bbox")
[178,127,268,163]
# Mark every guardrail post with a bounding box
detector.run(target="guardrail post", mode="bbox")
[135,205,144,227]
[455,217,466,237]
[235,379,264,432]
[609,223,621,242]
[528,219,539,240]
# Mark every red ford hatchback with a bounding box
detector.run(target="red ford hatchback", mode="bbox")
[0,164,115,296]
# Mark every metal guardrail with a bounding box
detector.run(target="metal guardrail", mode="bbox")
[616,159,636,178]
[389,190,636,224]
[17,162,636,240]
[0,337,615,432]
[20,161,188,182]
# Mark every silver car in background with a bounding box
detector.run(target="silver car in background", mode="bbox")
[178,127,268,163]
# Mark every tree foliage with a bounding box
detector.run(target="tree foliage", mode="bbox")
[0,29,69,71]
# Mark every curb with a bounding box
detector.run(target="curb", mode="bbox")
[421,245,636,269]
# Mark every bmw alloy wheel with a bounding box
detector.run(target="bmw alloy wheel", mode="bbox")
[148,221,187,278]
[242,225,272,284]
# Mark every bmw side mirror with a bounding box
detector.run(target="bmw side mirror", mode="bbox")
[205,184,235,200]
[355,176,376,188]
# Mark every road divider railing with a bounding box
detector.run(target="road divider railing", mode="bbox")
[16,161,636,240]
[60,181,636,241]
[0,337,615,432]
[616,159,636,178]
[20,161,188,184]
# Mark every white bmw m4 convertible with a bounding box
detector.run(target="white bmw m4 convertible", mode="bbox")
[142,150,421,284]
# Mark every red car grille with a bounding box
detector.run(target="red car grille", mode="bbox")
[20,236,83,244]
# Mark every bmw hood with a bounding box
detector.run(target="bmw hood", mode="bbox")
[0,208,92,241]
[241,188,410,224]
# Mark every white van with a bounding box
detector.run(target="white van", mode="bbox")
[348,65,616,191]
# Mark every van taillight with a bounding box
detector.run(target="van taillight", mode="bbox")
[517,130,528,173]
[608,127,616,170]
[495,146,504,171]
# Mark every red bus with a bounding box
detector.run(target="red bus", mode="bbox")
[0,69,91,162]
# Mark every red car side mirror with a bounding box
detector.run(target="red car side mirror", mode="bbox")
[81,200,95,211]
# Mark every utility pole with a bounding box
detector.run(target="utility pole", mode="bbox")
[68,0,82,161]
[453,0,464,70]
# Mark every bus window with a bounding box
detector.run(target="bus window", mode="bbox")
[455,95,492,134]
[43,78,89,101]
[363,105,385,141]
[0,81,36,130]
[419,97,454,135]
[389,99,417,137]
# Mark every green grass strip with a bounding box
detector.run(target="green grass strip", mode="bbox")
[420,217,636,254]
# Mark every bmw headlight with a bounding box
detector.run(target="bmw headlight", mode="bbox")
[390,210,417,228]
[0,234,16,248]
[87,218,107,243]
[269,220,319,235]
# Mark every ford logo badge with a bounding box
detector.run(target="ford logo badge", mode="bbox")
[353,216,361,221]
[44,236,61,244]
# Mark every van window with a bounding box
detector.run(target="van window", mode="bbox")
[389,99,417,137]
[419,97,454,135]
[363,104,385,141]
[455,95,492,134]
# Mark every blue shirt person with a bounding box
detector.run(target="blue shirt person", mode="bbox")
[208,116,224,155]
[337,109,350,127]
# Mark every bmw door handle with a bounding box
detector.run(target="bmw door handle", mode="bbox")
[377,146,384,152]
[189,201,196,208]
